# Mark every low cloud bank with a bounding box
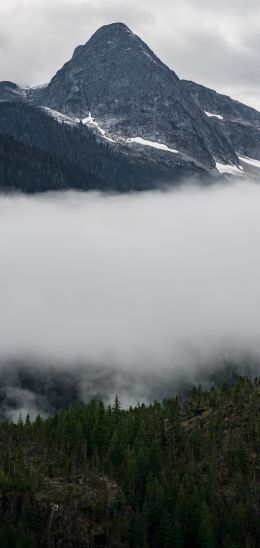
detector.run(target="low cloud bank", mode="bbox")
[0,181,260,416]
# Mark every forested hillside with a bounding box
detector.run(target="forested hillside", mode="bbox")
[0,377,259,547]
[0,132,96,192]
[0,102,202,193]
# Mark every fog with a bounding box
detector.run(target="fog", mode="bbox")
[1,181,260,418]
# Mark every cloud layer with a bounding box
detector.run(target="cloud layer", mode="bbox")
[1,181,260,418]
[0,181,260,412]
[0,0,259,109]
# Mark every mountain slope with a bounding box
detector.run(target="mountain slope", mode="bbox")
[0,81,25,102]
[35,23,238,170]
[0,132,91,193]
[183,80,260,163]
[0,22,259,190]
[0,102,208,192]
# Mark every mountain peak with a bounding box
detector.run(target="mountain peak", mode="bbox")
[72,22,134,58]
[95,22,132,33]
[89,22,134,41]
[31,23,241,171]
[70,21,175,80]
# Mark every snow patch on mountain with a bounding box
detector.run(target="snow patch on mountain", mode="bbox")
[11,87,25,97]
[42,108,116,143]
[82,113,115,142]
[205,111,224,120]
[238,156,260,169]
[127,137,179,154]
[216,162,244,176]
[29,83,48,92]
[42,107,80,126]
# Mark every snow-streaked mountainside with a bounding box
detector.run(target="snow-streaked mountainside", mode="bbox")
[0,22,259,192]
[182,80,260,168]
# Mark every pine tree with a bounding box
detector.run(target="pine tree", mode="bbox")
[113,394,121,415]
[198,501,215,548]
[171,519,184,548]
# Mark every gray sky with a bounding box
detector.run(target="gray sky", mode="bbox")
[0,0,259,110]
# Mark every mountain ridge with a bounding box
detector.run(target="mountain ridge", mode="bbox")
[33,22,239,170]
[0,22,259,191]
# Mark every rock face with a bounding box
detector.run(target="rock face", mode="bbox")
[183,80,260,161]
[35,23,237,169]
[0,81,25,102]
[0,22,259,188]
[0,474,125,547]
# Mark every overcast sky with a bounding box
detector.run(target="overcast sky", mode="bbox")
[0,0,259,110]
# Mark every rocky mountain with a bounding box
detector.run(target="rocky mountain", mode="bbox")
[33,23,238,171]
[183,80,260,173]
[0,101,207,193]
[0,81,25,102]
[0,22,259,191]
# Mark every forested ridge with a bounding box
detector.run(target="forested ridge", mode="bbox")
[0,102,198,193]
[0,377,259,547]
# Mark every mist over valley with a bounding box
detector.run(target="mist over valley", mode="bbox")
[1,182,260,418]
